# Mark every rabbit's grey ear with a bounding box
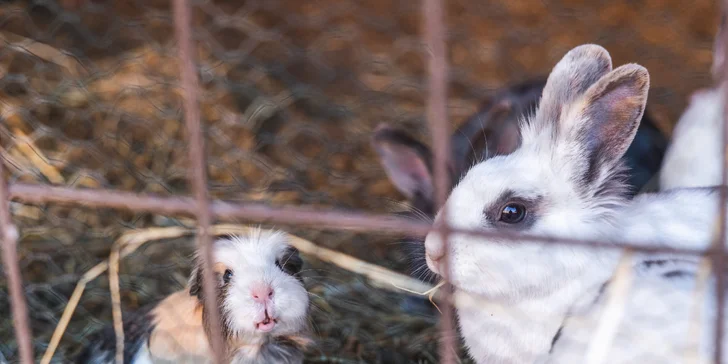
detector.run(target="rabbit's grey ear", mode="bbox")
[371,124,434,203]
[538,44,613,126]
[571,64,650,183]
[712,13,727,81]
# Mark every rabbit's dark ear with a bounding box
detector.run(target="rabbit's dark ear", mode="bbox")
[713,13,727,81]
[455,80,546,171]
[571,64,650,183]
[453,99,517,173]
[485,102,521,157]
[371,124,434,204]
[538,44,612,129]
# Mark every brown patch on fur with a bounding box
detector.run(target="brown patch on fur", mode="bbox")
[213,262,228,275]
[281,333,315,349]
[147,291,211,362]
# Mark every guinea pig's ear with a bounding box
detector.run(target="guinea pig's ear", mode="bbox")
[712,13,727,81]
[188,262,203,298]
[568,64,650,184]
[277,246,303,276]
[536,44,612,130]
[371,123,435,204]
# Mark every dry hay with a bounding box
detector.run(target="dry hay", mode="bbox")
[0,0,720,362]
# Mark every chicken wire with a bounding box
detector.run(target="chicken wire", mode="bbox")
[0,0,725,363]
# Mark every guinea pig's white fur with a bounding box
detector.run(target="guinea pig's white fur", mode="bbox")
[210,232,310,339]
[659,86,725,190]
[424,44,728,364]
[78,229,312,364]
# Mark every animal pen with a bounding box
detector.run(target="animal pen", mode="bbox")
[0,0,727,363]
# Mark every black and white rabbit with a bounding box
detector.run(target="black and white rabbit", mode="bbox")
[660,14,727,190]
[423,44,726,363]
[371,67,668,298]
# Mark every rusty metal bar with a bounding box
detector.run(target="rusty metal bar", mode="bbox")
[0,162,33,363]
[422,0,458,362]
[9,184,194,215]
[172,0,225,362]
[716,2,728,362]
[8,182,727,256]
[423,0,450,241]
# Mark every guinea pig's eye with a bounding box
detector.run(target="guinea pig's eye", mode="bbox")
[223,269,233,284]
[499,203,526,224]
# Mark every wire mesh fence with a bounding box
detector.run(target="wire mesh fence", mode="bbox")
[0,0,726,363]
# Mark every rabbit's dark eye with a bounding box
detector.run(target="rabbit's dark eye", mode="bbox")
[499,203,526,224]
[223,269,233,284]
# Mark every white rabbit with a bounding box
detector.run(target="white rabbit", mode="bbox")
[660,15,727,190]
[423,44,727,364]
[659,86,725,190]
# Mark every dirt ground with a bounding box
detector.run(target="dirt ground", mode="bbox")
[0,0,721,362]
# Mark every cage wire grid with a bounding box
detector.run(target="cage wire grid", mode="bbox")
[0,0,727,363]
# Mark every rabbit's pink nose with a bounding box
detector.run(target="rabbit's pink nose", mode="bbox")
[426,254,441,275]
[251,284,274,303]
[425,235,445,261]
[424,234,445,274]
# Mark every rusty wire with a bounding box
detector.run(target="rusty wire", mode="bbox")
[173,0,225,361]
[422,0,458,362]
[715,0,728,362]
[0,143,32,364]
[10,181,728,257]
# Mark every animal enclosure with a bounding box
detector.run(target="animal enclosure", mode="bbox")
[0,0,726,363]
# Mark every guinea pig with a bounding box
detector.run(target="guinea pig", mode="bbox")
[76,229,312,364]
[370,79,668,287]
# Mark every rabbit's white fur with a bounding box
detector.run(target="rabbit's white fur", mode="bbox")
[424,44,726,363]
[660,15,726,191]
[659,86,725,190]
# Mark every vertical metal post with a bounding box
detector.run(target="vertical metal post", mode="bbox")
[716,3,728,363]
[172,0,226,362]
[0,160,34,364]
[423,0,458,362]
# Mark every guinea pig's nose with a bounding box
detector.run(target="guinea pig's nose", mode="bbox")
[251,284,274,303]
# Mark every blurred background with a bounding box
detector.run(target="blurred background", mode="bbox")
[0,0,721,362]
